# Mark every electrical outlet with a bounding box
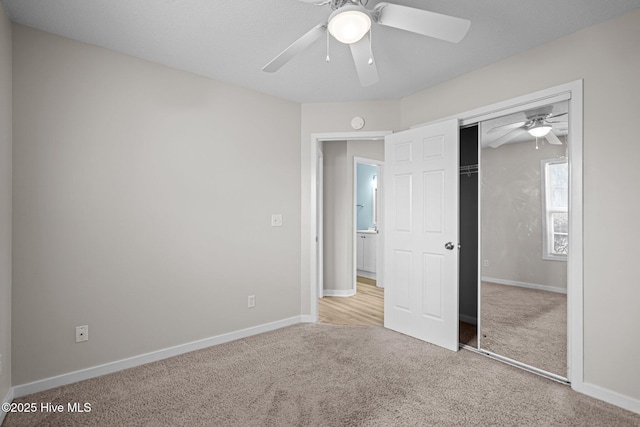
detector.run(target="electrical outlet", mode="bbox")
[76,325,89,343]
[483,259,489,267]
[248,295,256,308]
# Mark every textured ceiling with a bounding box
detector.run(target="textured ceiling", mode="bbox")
[3,0,640,103]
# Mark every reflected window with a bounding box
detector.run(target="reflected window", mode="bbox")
[542,159,568,260]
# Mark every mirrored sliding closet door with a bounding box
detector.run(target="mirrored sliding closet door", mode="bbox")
[478,100,569,379]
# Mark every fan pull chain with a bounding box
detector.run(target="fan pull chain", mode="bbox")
[326,29,330,62]
[535,138,539,150]
[368,28,374,65]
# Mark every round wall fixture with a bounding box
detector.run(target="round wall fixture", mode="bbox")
[351,116,365,130]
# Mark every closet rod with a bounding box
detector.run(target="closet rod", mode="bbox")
[459,164,478,176]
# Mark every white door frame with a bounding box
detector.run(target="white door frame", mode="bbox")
[317,146,324,299]
[309,131,392,322]
[353,156,384,291]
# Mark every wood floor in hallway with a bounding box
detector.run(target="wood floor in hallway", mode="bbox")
[318,280,384,326]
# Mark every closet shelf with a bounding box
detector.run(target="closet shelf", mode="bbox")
[459,164,478,176]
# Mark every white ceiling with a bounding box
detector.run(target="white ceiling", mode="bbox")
[3,0,640,103]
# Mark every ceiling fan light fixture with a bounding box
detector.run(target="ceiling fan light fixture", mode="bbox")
[328,7,371,44]
[528,123,552,138]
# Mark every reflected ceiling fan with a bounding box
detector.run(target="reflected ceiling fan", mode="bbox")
[486,111,568,148]
[262,0,471,86]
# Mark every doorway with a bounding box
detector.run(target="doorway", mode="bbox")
[318,156,385,326]
[311,133,390,326]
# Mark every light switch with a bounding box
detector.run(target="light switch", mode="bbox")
[271,214,283,227]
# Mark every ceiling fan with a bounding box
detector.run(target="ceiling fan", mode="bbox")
[262,0,471,86]
[486,111,568,148]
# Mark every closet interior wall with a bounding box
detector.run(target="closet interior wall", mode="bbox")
[459,125,479,334]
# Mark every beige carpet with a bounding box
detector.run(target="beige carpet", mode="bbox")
[4,324,639,426]
[481,282,567,377]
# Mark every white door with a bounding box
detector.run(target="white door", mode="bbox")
[383,118,460,351]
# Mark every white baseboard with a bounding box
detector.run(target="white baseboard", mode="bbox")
[573,381,640,415]
[323,289,356,297]
[1,386,15,424]
[459,314,477,325]
[356,270,376,280]
[12,316,302,399]
[300,315,316,323]
[482,277,567,294]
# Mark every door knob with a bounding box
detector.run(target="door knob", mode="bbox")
[444,242,455,250]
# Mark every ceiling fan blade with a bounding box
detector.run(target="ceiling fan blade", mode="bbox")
[487,121,526,134]
[373,2,471,43]
[548,112,568,120]
[349,33,379,87]
[488,128,526,148]
[262,23,326,73]
[545,131,563,145]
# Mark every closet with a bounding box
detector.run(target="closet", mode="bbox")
[458,125,479,346]
[458,99,569,382]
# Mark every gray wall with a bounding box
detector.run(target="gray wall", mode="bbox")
[0,2,11,402]
[401,9,640,401]
[322,141,348,292]
[481,139,567,289]
[12,25,302,384]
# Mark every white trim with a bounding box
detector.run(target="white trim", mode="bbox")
[313,131,390,142]
[459,90,572,127]
[459,314,477,325]
[566,80,584,388]
[300,315,316,323]
[309,131,392,323]
[356,269,376,280]
[322,289,357,297]
[573,382,640,415]
[317,147,324,299]
[482,277,567,294]
[1,387,15,424]
[12,316,302,398]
